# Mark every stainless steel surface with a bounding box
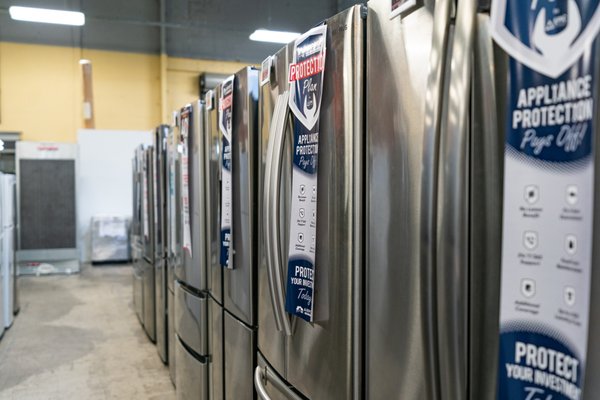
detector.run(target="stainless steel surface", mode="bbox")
[174,280,208,356]
[266,92,292,336]
[177,101,208,292]
[176,336,208,400]
[254,365,303,400]
[365,0,454,398]
[223,310,255,400]
[168,287,176,385]
[208,296,223,400]
[166,121,182,295]
[142,257,156,341]
[468,13,505,400]
[223,67,259,328]
[204,90,223,305]
[257,45,290,377]
[418,0,454,398]
[266,7,363,399]
[16,248,79,262]
[436,0,476,398]
[155,258,168,362]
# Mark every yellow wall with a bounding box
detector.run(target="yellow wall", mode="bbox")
[0,41,249,142]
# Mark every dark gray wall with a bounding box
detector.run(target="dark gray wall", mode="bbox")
[0,0,362,62]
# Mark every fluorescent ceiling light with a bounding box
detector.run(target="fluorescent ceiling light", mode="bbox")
[249,29,300,44]
[9,6,85,26]
[79,59,91,65]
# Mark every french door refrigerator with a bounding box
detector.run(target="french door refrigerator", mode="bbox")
[174,100,222,400]
[142,146,156,342]
[211,67,259,399]
[365,0,600,399]
[154,125,169,363]
[254,6,365,399]
[132,146,145,326]
[167,113,182,385]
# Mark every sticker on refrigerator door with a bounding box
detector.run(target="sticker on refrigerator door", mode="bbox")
[390,0,417,19]
[168,135,177,254]
[180,108,193,258]
[219,76,234,269]
[284,25,327,323]
[260,56,272,86]
[492,2,599,399]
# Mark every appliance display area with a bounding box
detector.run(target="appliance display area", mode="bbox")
[0,0,599,399]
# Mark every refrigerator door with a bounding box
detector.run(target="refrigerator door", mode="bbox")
[365,0,452,396]
[143,149,156,341]
[3,226,14,327]
[224,310,255,400]
[175,336,208,400]
[258,7,365,399]
[204,90,223,306]
[222,67,259,327]
[176,102,209,293]
[168,286,176,384]
[257,45,290,378]
[208,296,224,400]
[174,281,208,356]
[155,126,169,363]
[0,230,4,337]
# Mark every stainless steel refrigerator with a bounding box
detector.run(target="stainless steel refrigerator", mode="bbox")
[132,145,145,327]
[255,6,365,399]
[365,0,600,399]
[142,146,156,342]
[167,113,182,385]
[154,125,170,363]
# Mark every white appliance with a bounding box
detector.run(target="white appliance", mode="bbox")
[1,173,15,328]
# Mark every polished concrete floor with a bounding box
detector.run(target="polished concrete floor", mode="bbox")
[0,264,175,400]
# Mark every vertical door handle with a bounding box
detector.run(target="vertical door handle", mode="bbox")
[270,91,293,336]
[420,0,454,399]
[264,93,285,332]
[436,0,477,399]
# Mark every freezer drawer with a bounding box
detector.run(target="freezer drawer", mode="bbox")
[175,281,208,356]
[156,257,168,363]
[142,257,156,341]
[176,336,208,400]
[168,287,176,386]
[133,263,144,325]
[208,296,224,400]
[224,310,255,400]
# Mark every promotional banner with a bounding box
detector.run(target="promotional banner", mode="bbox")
[220,76,234,269]
[284,25,327,323]
[142,152,149,240]
[168,131,177,255]
[491,1,600,399]
[390,0,416,19]
[180,107,192,258]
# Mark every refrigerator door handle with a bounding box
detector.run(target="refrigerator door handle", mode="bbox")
[264,92,285,333]
[270,90,292,336]
[436,0,477,398]
[254,366,303,400]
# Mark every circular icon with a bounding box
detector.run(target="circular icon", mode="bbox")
[565,234,577,255]
[299,185,306,196]
[298,233,304,243]
[521,279,536,298]
[523,231,539,250]
[564,286,576,307]
[566,185,578,205]
[524,185,540,204]
[299,208,305,219]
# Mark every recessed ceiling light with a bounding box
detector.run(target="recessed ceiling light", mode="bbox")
[9,6,85,26]
[79,59,91,65]
[249,29,300,44]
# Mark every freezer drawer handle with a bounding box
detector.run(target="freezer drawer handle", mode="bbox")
[254,366,303,400]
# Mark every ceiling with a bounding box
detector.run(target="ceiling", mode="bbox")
[0,0,361,63]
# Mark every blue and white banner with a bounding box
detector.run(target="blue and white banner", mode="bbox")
[492,1,599,399]
[220,76,234,269]
[284,25,327,323]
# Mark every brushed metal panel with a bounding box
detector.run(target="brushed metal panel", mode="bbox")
[223,310,255,400]
[223,67,259,327]
[168,287,177,385]
[156,257,168,363]
[176,336,208,400]
[208,296,224,400]
[142,257,156,341]
[257,44,289,379]
[285,7,363,400]
[365,0,441,398]
[143,148,155,263]
[175,281,208,356]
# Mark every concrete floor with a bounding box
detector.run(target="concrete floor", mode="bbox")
[0,264,175,400]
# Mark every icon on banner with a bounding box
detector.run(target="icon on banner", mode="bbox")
[524,185,540,204]
[566,185,579,205]
[300,185,306,196]
[565,234,577,255]
[523,231,539,250]
[521,279,536,298]
[564,286,576,306]
[298,233,304,243]
[299,208,305,219]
